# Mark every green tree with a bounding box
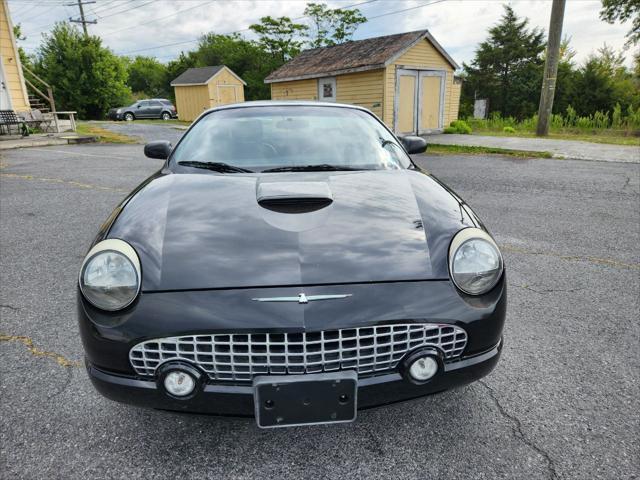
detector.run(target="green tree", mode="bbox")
[165,52,198,95]
[600,0,640,46]
[568,44,640,114]
[126,56,167,97]
[568,57,616,115]
[163,34,279,101]
[12,23,32,70]
[33,23,130,118]
[304,2,366,48]
[461,5,545,119]
[249,16,308,63]
[195,33,279,100]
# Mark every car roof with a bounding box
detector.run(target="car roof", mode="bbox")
[202,100,370,115]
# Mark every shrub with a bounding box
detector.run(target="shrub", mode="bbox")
[449,120,472,134]
[443,126,458,134]
[464,104,640,136]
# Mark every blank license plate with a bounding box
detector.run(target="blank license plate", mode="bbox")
[253,371,357,428]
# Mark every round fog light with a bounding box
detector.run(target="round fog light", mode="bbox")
[164,371,196,397]
[409,356,438,381]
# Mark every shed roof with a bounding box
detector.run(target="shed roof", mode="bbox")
[265,30,458,84]
[171,65,247,87]
[171,66,224,85]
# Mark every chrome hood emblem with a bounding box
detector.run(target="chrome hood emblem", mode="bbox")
[252,293,352,304]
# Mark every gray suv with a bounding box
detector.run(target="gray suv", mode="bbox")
[108,99,177,121]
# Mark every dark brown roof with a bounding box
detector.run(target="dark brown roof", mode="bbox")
[170,66,224,85]
[265,30,458,83]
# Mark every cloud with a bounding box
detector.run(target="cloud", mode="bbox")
[9,0,636,67]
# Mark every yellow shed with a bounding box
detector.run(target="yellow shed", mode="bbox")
[266,30,461,135]
[170,65,246,122]
[0,0,30,113]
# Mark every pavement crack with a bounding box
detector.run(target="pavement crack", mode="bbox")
[479,380,558,480]
[512,284,584,295]
[501,244,639,271]
[0,304,20,311]
[0,172,128,193]
[0,334,82,368]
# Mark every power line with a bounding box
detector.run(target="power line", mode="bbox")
[102,0,213,37]
[11,1,47,21]
[97,0,154,19]
[90,0,127,17]
[23,0,147,35]
[117,0,381,56]
[13,1,63,24]
[367,0,446,20]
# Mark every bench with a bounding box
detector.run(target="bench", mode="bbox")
[0,110,29,136]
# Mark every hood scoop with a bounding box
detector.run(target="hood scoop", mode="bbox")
[257,181,333,214]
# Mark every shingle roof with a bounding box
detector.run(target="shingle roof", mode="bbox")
[170,66,225,85]
[265,30,458,83]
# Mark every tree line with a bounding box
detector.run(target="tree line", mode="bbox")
[460,5,639,128]
[16,2,365,118]
[15,1,639,124]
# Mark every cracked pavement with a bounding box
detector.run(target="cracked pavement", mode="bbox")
[1,124,638,479]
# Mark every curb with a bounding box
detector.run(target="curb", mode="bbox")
[0,135,98,150]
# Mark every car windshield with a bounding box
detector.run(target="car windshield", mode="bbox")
[170,106,411,172]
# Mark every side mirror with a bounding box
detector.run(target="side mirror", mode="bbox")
[144,141,172,160]
[399,135,427,154]
[137,105,142,108]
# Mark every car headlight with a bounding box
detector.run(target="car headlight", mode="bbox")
[79,239,141,311]
[116,108,122,113]
[449,228,503,295]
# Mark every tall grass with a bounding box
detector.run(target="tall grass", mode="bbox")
[467,104,640,137]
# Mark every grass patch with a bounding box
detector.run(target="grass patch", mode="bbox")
[76,122,139,144]
[470,128,639,146]
[427,143,553,158]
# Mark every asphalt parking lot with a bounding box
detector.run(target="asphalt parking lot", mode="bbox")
[1,126,638,479]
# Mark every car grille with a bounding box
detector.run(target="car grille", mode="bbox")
[129,323,468,382]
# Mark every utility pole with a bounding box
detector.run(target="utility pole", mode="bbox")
[536,0,566,136]
[67,0,97,37]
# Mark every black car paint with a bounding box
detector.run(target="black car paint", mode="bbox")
[105,169,477,291]
[79,102,506,417]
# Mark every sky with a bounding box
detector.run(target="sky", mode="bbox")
[7,0,637,68]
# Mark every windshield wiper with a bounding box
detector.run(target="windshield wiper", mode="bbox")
[177,161,253,173]
[262,164,365,173]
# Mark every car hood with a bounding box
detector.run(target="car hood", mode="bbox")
[107,169,475,291]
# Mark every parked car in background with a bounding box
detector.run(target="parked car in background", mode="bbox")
[108,99,177,121]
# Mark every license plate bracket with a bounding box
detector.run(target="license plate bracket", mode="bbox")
[253,371,357,428]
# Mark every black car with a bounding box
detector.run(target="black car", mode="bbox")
[108,98,177,121]
[78,102,506,428]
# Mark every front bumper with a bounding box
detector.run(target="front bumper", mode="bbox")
[79,277,506,416]
[87,340,502,416]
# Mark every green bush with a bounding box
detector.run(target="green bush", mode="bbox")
[443,126,458,134]
[448,120,472,134]
[463,103,640,136]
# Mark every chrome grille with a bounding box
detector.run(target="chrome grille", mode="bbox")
[129,323,467,382]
